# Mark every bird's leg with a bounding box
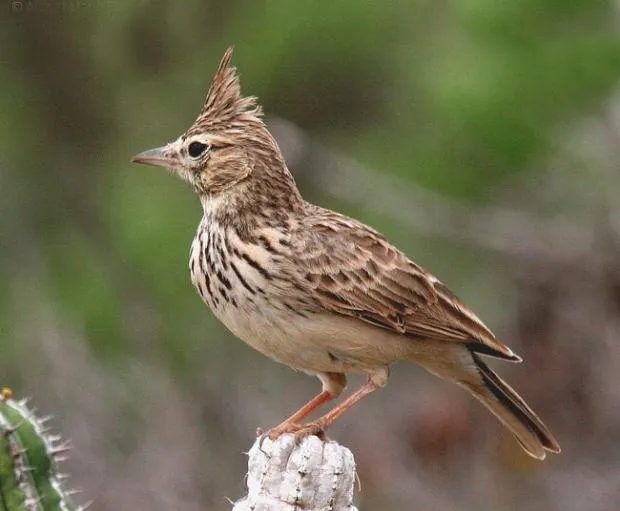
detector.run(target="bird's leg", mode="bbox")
[265,391,334,439]
[264,372,346,440]
[290,368,388,442]
[291,379,379,440]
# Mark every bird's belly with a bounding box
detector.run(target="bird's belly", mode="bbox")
[212,301,413,374]
[212,301,339,372]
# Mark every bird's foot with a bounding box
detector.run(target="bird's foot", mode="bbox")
[259,419,328,444]
[289,419,328,444]
[264,421,305,440]
[257,419,327,444]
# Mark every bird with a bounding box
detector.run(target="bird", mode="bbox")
[132,48,561,460]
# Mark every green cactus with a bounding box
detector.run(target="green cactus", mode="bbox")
[0,388,87,511]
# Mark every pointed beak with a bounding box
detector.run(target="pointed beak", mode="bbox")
[131,146,177,168]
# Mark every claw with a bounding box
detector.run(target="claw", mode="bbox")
[267,422,304,440]
[257,419,330,445]
[293,422,327,444]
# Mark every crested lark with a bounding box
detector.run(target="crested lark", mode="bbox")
[132,48,560,459]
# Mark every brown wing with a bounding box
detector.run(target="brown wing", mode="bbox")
[294,211,519,361]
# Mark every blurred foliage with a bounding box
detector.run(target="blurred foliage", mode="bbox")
[0,1,619,510]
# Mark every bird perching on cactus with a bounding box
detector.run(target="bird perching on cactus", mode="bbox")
[132,48,561,460]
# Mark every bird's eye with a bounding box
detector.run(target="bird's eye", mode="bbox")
[188,141,209,158]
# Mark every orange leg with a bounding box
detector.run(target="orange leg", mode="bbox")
[269,378,381,442]
[265,391,335,440]
[280,391,334,425]
[306,378,379,432]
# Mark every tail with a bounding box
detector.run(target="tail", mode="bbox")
[464,353,561,459]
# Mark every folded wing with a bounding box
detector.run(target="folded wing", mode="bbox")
[294,210,519,361]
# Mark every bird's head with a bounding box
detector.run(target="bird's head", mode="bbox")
[132,48,298,213]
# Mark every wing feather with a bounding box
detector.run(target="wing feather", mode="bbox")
[293,211,518,361]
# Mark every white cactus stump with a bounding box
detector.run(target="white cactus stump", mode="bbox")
[233,434,359,511]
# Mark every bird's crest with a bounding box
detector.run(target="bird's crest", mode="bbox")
[193,48,263,130]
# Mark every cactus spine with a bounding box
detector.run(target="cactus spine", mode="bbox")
[0,388,87,511]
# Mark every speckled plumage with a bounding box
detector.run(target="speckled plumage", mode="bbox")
[132,48,560,459]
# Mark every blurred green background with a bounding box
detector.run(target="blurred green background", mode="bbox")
[1,1,619,510]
